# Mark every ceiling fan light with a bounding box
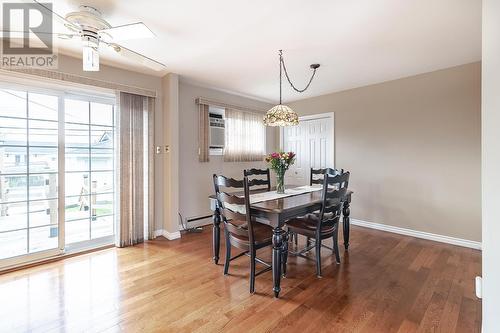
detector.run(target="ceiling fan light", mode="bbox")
[82,46,99,71]
[263,104,299,126]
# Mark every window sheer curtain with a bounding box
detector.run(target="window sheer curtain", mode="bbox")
[116,92,155,247]
[198,103,210,162]
[224,108,266,162]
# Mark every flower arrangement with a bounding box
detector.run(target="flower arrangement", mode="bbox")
[265,151,296,194]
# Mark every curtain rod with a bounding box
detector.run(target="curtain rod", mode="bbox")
[3,68,157,98]
[195,97,267,113]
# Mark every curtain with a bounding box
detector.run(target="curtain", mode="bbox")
[224,108,266,162]
[116,92,155,247]
[146,97,155,240]
[198,103,210,162]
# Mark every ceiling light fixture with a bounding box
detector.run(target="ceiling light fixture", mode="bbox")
[82,45,99,71]
[263,50,320,126]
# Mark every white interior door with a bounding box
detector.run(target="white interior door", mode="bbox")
[281,114,334,186]
[282,123,307,185]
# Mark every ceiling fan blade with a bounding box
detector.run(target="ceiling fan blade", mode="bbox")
[99,22,155,42]
[25,0,81,33]
[104,42,166,71]
[0,30,78,39]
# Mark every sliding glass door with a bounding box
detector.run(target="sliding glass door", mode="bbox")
[0,84,116,269]
[64,98,115,247]
[0,89,60,262]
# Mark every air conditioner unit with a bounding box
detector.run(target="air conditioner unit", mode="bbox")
[209,113,225,149]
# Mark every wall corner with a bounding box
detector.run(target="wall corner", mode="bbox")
[161,73,180,235]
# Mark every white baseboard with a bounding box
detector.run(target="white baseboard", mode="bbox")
[161,216,482,250]
[154,229,181,240]
[350,219,482,250]
[164,231,181,240]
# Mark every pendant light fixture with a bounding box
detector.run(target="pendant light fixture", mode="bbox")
[263,50,320,126]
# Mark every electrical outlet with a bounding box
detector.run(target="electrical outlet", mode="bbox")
[156,146,161,154]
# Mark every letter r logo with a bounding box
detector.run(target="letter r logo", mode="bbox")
[2,3,53,55]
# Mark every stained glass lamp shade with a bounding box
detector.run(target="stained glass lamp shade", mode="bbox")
[263,104,299,126]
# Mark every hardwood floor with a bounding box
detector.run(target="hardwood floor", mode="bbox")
[0,225,481,332]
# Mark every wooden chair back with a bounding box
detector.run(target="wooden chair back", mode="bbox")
[244,168,271,191]
[213,175,256,244]
[310,167,345,186]
[316,170,350,231]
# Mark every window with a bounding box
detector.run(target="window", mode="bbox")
[64,99,115,245]
[223,108,266,162]
[0,89,60,259]
[0,83,116,268]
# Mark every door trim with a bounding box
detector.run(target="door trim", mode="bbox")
[279,112,335,168]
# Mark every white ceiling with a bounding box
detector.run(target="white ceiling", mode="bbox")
[2,0,481,102]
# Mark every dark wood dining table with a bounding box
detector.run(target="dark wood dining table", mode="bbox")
[209,186,353,298]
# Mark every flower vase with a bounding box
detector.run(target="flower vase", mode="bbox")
[276,169,285,194]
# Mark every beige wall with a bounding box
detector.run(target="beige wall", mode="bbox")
[289,62,481,241]
[178,81,277,222]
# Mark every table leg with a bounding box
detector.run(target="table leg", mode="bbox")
[213,208,221,264]
[282,231,289,277]
[272,226,285,298]
[342,200,351,250]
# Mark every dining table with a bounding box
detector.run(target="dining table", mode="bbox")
[209,185,353,298]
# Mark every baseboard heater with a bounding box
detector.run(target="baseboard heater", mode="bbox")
[180,214,212,233]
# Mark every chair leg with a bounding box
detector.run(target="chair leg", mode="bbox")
[223,229,231,275]
[250,248,256,294]
[333,227,341,264]
[315,237,322,278]
[294,232,298,247]
[306,237,311,248]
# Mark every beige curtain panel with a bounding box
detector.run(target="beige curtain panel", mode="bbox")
[224,108,266,162]
[116,92,155,247]
[146,97,155,240]
[198,103,210,162]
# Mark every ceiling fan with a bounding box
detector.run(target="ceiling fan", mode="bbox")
[3,1,166,72]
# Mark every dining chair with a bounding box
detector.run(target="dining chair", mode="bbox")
[244,168,271,191]
[301,168,345,246]
[244,168,289,270]
[310,167,345,186]
[287,170,350,277]
[213,174,274,293]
